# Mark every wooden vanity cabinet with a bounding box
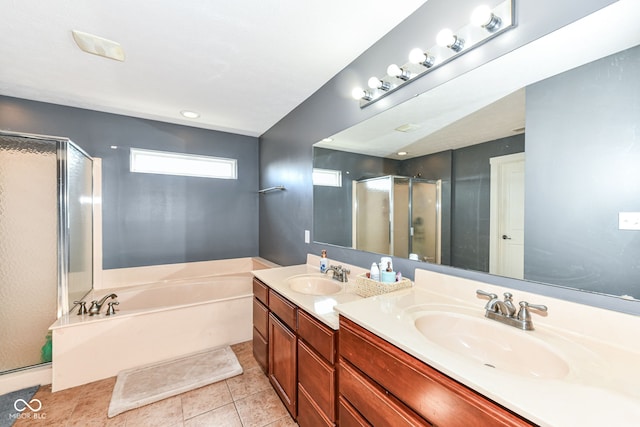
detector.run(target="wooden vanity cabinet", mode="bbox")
[268,289,298,418]
[251,277,338,426]
[338,316,534,427]
[252,278,269,373]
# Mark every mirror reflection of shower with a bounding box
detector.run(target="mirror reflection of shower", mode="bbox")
[0,131,93,375]
[353,176,441,263]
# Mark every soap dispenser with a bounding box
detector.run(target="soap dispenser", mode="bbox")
[320,250,329,273]
[370,262,380,281]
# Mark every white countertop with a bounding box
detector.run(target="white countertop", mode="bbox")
[335,268,640,427]
[252,258,369,329]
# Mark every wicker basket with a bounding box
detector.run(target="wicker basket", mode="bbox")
[354,273,413,298]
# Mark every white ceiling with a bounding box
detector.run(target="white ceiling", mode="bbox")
[0,0,427,137]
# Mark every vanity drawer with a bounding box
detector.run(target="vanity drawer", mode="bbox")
[298,340,336,422]
[253,278,269,306]
[338,396,372,427]
[339,316,533,427]
[253,297,269,339]
[269,289,297,331]
[298,384,334,427]
[339,359,430,427]
[298,309,336,364]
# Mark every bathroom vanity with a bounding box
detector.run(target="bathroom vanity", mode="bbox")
[252,262,364,425]
[253,257,640,426]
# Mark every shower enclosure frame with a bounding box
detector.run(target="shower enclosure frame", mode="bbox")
[0,130,93,375]
[353,175,442,262]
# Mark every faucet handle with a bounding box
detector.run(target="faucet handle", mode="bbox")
[73,300,88,315]
[106,301,119,316]
[476,289,498,300]
[517,301,548,322]
[476,289,499,311]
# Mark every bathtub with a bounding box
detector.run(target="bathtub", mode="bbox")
[50,273,255,391]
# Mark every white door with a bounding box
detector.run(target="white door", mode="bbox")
[489,153,525,279]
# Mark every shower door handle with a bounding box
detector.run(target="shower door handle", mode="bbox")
[502,235,512,240]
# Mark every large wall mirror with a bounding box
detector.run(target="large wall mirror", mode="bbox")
[313,2,640,300]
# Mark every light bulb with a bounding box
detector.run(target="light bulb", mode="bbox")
[368,77,381,89]
[436,28,455,47]
[409,48,426,64]
[471,5,501,31]
[437,28,464,52]
[408,48,435,68]
[351,87,366,100]
[387,64,411,81]
[387,64,402,77]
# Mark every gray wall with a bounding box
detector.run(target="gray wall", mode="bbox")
[313,148,397,248]
[0,96,259,269]
[258,0,640,314]
[451,135,525,272]
[525,45,640,299]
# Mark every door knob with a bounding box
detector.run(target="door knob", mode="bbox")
[502,235,511,240]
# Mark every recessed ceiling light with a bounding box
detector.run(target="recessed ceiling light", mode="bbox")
[110,145,118,149]
[180,110,200,119]
[397,151,409,156]
[72,30,125,62]
[322,138,333,143]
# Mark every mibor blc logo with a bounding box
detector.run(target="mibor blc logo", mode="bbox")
[10,398,46,421]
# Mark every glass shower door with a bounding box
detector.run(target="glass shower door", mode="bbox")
[0,135,58,373]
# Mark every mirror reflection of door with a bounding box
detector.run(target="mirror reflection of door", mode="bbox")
[490,153,525,279]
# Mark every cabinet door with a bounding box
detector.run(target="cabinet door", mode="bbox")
[298,340,336,424]
[269,312,297,418]
[252,327,268,374]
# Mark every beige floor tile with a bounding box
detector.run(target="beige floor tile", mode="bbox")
[232,341,260,371]
[226,367,271,401]
[235,388,289,427]
[13,384,81,425]
[124,395,183,427]
[180,380,233,419]
[184,403,242,427]
[264,416,298,426]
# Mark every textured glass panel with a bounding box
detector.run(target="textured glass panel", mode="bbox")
[67,145,93,303]
[0,136,58,372]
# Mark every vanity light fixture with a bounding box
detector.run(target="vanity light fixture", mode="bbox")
[387,64,412,81]
[471,5,502,32]
[368,77,392,91]
[436,28,465,52]
[408,48,436,68]
[180,110,200,119]
[351,0,514,108]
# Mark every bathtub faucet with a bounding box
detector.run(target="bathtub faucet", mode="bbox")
[89,293,118,316]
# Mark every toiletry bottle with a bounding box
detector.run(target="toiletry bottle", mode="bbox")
[370,262,380,281]
[320,250,329,273]
[381,262,396,283]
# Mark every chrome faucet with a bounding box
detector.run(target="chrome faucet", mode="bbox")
[476,289,547,331]
[324,264,350,282]
[89,293,118,316]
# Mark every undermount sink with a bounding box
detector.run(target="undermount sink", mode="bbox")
[414,311,570,379]
[287,274,342,296]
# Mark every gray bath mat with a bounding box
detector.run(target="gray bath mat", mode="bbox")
[0,385,40,427]
[108,346,242,418]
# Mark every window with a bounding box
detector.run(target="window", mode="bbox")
[130,148,237,179]
[312,168,342,187]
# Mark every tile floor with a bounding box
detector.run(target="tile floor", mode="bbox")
[13,341,297,427]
